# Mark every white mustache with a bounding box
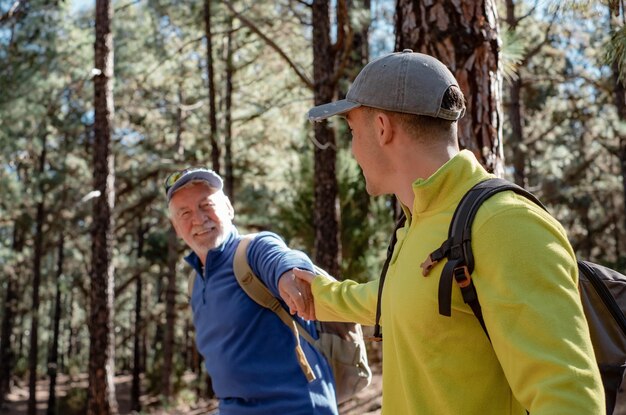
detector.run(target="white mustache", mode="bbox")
[192,220,217,236]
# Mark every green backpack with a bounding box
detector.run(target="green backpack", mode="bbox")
[187,234,372,404]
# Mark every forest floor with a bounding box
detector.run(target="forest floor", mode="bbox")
[1,364,381,415]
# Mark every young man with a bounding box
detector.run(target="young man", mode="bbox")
[165,168,338,415]
[292,50,605,414]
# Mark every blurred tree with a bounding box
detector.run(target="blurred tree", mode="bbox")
[46,232,65,415]
[204,0,221,173]
[503,0,560,187]
[311,0,352,276]
[88,0,118,413]
[28,120,48,415]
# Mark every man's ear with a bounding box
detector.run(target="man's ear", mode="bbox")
[224,196,235,220]
[374,111,394,146]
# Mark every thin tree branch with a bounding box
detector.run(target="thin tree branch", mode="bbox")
[330,0,354,86]
[222,0,314,89]
[139,36,204,85]
[114,0,142,13]
[292,0,312,7]
[521,4,560,66]
[514,0,539,26]
[0,0,23,25]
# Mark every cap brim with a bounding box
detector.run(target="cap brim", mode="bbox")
[167,170,223,202]
[308,100,361,122]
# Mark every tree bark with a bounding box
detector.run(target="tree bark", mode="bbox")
[204,0,221,173]
[0,219,25,407]
[46,232,64,415]
[224,18,234,200]
[505,0,525,187]
[311,0,344,277]
[28,134,47,415]
[161,227,178,399]
[130,225,145,412]
[89,0,118,413]
[609,6,626,250]
[395,0,504,175]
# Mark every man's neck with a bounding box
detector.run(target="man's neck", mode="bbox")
[394,141,459,209]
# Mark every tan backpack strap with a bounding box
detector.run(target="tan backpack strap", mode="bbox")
[188,269,198,301]
[233,234,316,382]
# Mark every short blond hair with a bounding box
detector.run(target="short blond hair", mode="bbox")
[363,86,465,140]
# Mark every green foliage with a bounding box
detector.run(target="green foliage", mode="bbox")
[500,29,526,83]
[606,24,626,82]
[501,0,626,271]
[57,387,88,415]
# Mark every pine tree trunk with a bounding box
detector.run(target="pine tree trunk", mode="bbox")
[0,275,16,407]
[130,225,145,412]
[0,221,24,406]
[609,7,626,248]
[28,135,47,415]
[204,0,220,173]
[613,65,626,248]
[395,0,504,175]
[224,19,234,200]
[161,228,178,398]
[312,0,341,277]
[505,0,526,187]
[46,233,64,415]
[89,0,118,413]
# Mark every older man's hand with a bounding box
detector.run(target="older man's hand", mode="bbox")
[278,268,316,321]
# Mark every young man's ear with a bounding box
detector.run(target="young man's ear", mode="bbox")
[374,111,394,145]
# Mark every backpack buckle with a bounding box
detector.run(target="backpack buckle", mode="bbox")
[420,254,437,276]
[453,265,471,288]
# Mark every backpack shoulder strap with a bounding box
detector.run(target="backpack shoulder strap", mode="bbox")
[188,269,197,301]
[370,214,406,341]
[436,178,547,336]
[233,234,317,381]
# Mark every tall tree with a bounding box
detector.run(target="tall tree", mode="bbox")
[88,0,117,413]
[0,215,27,406]
[224,17,235,200]
[503,0,560,187]
[312,0,352,276]
[28,131,47,415]
[504,0,526,186]
[608,3,626,243]
[395,0,504,175]
[46,232,64,415]
[131,223,146,412]
[204,0,221,173]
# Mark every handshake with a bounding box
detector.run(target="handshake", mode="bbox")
[278,268,318,321]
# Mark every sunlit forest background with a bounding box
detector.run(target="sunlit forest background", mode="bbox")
[1,0,625,414]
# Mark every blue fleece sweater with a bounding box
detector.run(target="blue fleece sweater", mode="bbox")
[185,226,338,415]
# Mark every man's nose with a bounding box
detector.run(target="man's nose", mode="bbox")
[191,210,208,225]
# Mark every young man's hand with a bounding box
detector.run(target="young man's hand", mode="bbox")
[278,269,316,321]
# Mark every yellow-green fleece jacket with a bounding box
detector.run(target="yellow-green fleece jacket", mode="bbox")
[311,150,604,415]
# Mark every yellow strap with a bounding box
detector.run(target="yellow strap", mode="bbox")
[233,234,316,382]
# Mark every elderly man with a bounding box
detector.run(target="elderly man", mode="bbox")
[165,168,338,415]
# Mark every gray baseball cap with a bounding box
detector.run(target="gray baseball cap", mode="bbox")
[308,49,464,122]
[165,168,223,202]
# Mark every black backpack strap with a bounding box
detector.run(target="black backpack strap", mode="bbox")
[437,178,547,338]
[369,214,406,341]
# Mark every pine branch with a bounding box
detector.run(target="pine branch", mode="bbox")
[222,0,314,90]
